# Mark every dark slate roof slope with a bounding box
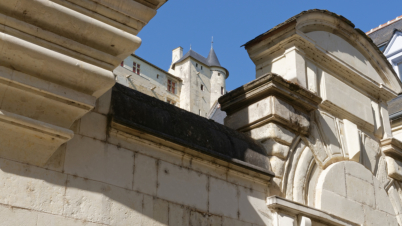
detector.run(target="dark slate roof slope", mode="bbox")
[206,48,221,67]
[367,19,402,46]
[110,83,272,176]
[171,48,229,78]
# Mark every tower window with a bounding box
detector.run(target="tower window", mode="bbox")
[201,66,203,70]
[221,87,224,95]
[196,63,198,67]
[157,74,159,79]
[218,73,220,76]
[201,84,204,91]
[133,62,140,75]
[168,79,176,94]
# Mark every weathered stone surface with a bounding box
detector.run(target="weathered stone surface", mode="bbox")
[0,158,66,215]
[133,153,157,195]
[64,135,134,189]
[209,178,238,219]
[157,161,208,211]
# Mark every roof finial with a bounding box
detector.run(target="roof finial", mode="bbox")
[190,44,192,50]
[211,36,213,49]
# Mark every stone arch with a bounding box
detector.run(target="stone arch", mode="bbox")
[314,161,397,225]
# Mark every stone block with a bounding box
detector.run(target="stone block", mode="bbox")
[64,175,143,225]
[63,176,111,224]
[222,217,252,226]
[108,186,143,226]
[0,158,66,215]
[344,161,373,183]
[319,189,364,224]
[157,161,208,211]
[238,187,272,225]
[317,111,341,155]
[65,135,134,189]
[250,123,295,145]
[79,112,107,141]
[133,154,157,196]
[320,161,346,197]
[362,135,380,174]
[189,211,209,226]
[345,175,375,208]
[320,71,374,131]
[0,205,38,226]
[37,212,102,226]
[277,213,295,226]
[262,139,290,159]
[168,203,185,226]
[371,101,384,138]
[153,198,169,226]
[343,119,361,162]
[209,177,238,219]
[95,89,112,115]
[373,178,395,215]
[363,205,397,226]
[209,215,223,226]
[43,143,66,172]
[386,157,402,181]
[269,156,285,177]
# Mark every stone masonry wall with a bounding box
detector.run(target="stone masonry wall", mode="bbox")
[0,90,272,226]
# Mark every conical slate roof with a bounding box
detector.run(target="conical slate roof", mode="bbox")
[171,47,228,77]
[206,47,221,67]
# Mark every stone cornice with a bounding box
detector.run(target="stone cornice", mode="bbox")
[219,73,322,115]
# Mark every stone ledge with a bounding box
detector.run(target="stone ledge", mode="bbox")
[381,137,402,160]
[267,196,360,226]
[0,109,73,166]
[219,73,322,115]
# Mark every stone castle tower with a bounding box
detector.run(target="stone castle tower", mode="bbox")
[169,45,228,116]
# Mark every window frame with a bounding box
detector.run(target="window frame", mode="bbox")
[133,62,140,75]
[168,79,176,94]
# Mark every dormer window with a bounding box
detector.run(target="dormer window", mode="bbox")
[168,79,176,94]
[133,62,140,75]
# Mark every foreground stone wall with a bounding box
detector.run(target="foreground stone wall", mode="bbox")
[0,89,273,226]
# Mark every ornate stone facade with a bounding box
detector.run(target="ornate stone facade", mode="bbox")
[0,4,402,226]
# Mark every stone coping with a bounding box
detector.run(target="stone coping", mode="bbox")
[219,73,322,115]
[110,83,275,178]
[381,137,402,160]
[267,196,360,226]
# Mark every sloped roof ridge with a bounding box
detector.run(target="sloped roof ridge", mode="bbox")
[367,15,402,35]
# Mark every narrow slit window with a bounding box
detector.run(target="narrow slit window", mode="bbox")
[157,74,159,79]
[201,84,204,91]
[221,87,224,95]
[196,63,198,67]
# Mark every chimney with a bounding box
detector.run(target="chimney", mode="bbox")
[172,46,183,64]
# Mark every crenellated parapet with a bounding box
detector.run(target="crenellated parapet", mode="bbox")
[0,0,166,166]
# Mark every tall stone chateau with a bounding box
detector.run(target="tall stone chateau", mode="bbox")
[1,1,402,226]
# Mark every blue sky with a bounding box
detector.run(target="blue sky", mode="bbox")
[136,0,402,91]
